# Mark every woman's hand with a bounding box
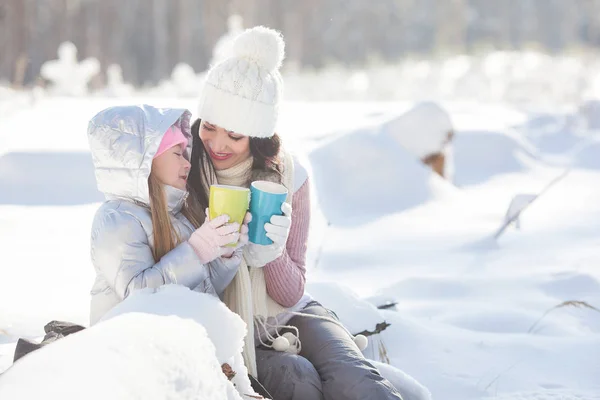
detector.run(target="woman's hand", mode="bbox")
[244,202,292,267]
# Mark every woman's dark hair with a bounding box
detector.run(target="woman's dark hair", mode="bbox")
[189,118,283,210]
[249,132,283,176]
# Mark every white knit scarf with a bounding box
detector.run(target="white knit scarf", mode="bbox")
[201,151,294,377]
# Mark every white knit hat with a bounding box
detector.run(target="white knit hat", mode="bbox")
[197,26,285,138]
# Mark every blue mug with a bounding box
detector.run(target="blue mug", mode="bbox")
[248,181,288,245]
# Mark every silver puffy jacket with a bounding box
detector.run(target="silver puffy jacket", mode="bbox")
[87,105,238,325]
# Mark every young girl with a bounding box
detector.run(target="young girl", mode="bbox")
[189,26,403,400]
[87,105,249,325]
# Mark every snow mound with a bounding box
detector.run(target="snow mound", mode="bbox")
[453,129,539,186]
[100,285,256,398]
[518,113,584,155]
[578,99,600,132]
[573,141,600,169]
[308,123,457,226]
[0,312,241,400]
[383,102,453,159]
[0,151,103,206]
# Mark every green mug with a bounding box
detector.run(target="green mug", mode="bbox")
[209,184,250,246]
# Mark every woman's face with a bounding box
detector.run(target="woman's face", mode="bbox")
[152,144,191,190]
[199,121,251,170]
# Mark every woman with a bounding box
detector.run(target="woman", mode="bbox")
[188,26,403,400]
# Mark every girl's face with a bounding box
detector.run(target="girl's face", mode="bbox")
[199,121,251,170]
[152,144,191,190]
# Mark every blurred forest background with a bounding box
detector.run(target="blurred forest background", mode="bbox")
[2,0,600,86]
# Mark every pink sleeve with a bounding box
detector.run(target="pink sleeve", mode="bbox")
[263,178,310,307]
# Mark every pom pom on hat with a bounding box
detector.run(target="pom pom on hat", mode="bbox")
[232,25,285,71]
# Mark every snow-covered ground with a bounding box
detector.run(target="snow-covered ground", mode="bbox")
[1,95,599,399]
[0,287,252,400]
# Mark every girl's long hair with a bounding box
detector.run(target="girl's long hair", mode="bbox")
[148,173,178,262]
[148,172,204,263]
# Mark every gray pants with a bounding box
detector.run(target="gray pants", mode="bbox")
[256,302,403,400]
